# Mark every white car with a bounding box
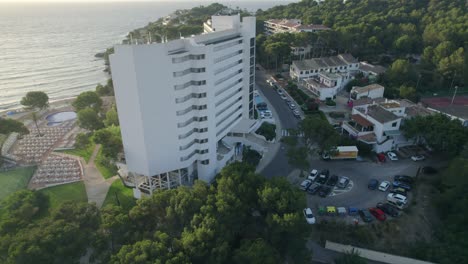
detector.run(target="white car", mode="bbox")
[387,193,407,205]
[300,179,312,191]
[411,155,425,161]
[303,208,316,224]
[308,169,319,181]
[260,110,272,119]
[378,181,390,192]
[387,152,398,161]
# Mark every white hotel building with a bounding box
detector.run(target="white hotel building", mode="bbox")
[110,14,257,198]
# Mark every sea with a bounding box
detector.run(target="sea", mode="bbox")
[0,1,295,111]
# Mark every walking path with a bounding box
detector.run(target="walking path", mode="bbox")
[82,144,118,208]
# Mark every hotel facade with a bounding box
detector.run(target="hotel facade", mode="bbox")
[110,14,257,198]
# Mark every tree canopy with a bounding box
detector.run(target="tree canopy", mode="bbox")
[402,114,468,157]
[20,91,49,110]
[77,108,104,131]
[0,118,29,135]
[0,163,311,263]
[72,91,103,112]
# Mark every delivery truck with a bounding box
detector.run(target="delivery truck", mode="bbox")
[322,146,358,160]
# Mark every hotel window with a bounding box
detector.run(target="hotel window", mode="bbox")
[392,122,397,127]
[200,159,210,165]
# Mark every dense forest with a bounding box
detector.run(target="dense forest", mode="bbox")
[0,163,311,264]
[256,0,467,97]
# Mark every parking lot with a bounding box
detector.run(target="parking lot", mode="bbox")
[293,157,431,223]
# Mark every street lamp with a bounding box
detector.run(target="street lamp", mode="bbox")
[451,86,458,105]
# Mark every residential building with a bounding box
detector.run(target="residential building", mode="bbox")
[350,84,384,100]
[110,14,257,198]
[342,98,432,152]
[290,54,359,81]
[304,72,343,101]
[342,103,402,152]
[264,19,330,35]
[359,62,386,81]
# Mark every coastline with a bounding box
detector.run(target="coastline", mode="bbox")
[0,97,77,118]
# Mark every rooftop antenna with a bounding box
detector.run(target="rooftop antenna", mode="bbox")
[179,32,182,39]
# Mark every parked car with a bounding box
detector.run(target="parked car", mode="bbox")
[392,181,412,191]
[307,183,321,195]
[358,209,374,222]
[394,175,414,185]
[277,89,284,95]
[318,185,332,197]
[368,179,379,190]
[308,169,319,181]
[376,202,400,217]
[337,176,350,189]
[392,187,407,196]
[303,208,316,224]
[377,153,386,162]
[378,181,391,192]
[387,193,408,205]
[288,103,296,110]
[293,110,301,118]
[317,170,330,184]
[387,152,398,161]
[300,179,312,191]
[411,155,425,161]
[280,94,288,100]
[422,166,438,174]
[327,175,339,186]
[369,207,387,221]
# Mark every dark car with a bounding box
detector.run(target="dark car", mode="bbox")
[392,187,408,196]
[392,181,412,191]
[358,209,374,222]
[376,202,400,217]
[327,175,339,186]
[394,175,414,185]
[318,185,332,197]
[422,166,438,174]
[317,170,330,184]
[368,179,379,190]
[307,183,321,195]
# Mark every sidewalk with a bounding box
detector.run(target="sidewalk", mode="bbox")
[82,144,118,208]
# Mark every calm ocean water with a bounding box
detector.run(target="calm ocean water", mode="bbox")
[0,1,294,111]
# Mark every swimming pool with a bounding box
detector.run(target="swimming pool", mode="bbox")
[46,111,77,126]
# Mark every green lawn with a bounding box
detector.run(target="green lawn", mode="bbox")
[102,179,136,211]
[0,166,36,200]
[95,148,118,179]
[58,143,95,163]
[38,181,87,210]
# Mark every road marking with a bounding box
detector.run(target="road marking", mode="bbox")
[329,181,354,197]
[281,129,304,137]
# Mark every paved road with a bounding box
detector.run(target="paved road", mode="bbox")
[255,69,300,178]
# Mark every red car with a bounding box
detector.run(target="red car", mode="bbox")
[369,207,386,221]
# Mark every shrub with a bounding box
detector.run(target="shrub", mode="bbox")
[256,123,276,141]
[329,112,345,118]
[242,147,262,167]
[325,99,336,106]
